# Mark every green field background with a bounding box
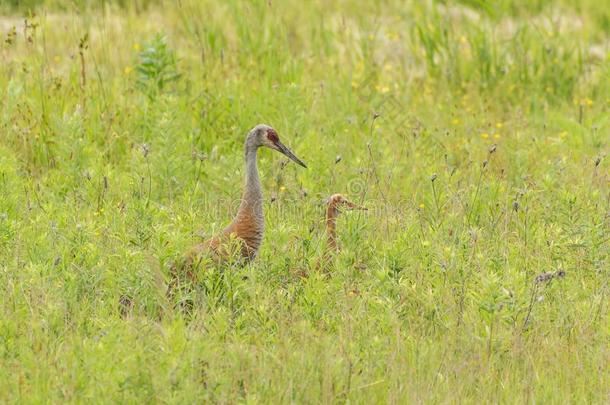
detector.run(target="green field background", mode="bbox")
[0,0,608,402]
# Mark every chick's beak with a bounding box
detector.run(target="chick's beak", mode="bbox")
[275,141,307,168]
[344,200,367,210]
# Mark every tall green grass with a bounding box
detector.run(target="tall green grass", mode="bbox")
[0,0,608,402]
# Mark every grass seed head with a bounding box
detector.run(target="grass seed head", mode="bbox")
[141,143,150,157]
[192,151,207,162]
[535,272,554,283]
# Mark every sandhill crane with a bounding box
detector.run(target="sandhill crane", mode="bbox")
[289,194,367,278]
[322,193,367,261]
[173,124,307,280]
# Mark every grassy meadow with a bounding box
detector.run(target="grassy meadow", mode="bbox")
[0,0,609,402]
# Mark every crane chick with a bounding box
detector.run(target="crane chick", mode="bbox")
[323,193,367,261]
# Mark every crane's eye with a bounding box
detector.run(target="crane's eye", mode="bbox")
[267,129,279,143]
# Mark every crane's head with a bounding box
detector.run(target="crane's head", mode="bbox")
[325,194,367,214]
[248,124,307,168]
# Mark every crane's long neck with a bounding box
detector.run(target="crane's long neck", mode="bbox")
[239,145,264,219]
[222,142,265,261]
[325,206,339,252]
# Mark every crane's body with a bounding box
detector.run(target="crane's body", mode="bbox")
[173,124,306,280]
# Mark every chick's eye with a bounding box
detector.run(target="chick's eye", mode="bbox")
[267,129,279,143]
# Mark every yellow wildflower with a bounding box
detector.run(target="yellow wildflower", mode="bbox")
[481,133,489,139]
[579,98,593,106]
[387,32,400,41]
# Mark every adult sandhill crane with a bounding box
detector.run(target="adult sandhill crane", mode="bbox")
[173,124,307,280]
[323,193,367,260]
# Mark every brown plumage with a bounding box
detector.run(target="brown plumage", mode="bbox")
[322,193,367,264]
[171,124,307,283]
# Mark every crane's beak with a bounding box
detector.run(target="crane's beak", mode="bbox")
[344,200,367,211]
[274,141,307,168]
